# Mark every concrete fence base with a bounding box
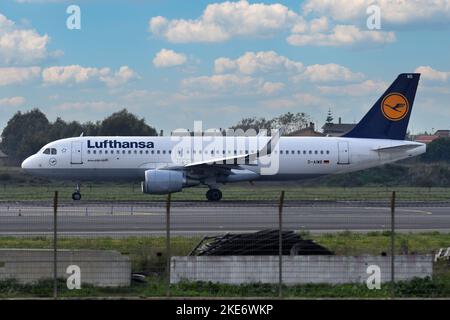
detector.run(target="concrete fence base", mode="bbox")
[0,249,131,287]
[171,255,433,285]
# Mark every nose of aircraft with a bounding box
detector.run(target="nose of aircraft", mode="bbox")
[21,156,33,171]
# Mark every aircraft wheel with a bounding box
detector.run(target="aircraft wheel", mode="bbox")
[206,189,222,201]
[72,192,81,201]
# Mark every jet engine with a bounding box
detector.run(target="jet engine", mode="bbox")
[141,169,184,194]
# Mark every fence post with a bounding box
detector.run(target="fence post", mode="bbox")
[53,191,58,299]
[278,190,285,299]
[390,191,396,299]
[166,193,172,297]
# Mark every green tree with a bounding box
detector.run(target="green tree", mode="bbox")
[0,109,51,164]
[230,112,310,135]
[326,109,334,124]
[420,138,450,163]
[98,109,157,136]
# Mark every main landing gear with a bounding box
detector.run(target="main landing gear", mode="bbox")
[72,184,81,201]
[206,188,222,201]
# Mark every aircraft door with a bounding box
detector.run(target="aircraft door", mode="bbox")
[337,141,350,164]
[71,141,83,164]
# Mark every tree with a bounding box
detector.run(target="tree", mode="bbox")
[230,112,310,135]
[420,138,450,163]
[230,117,272,133]
[272,112,309,135]
[98,109,157,136]
[0,109,51,164]
[325,109,334,124]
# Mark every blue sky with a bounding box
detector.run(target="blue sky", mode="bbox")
[1,0,450,135]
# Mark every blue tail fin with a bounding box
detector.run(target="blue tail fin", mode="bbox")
[343,73,420,140]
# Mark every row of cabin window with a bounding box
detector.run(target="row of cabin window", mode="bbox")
[87,149,331,155]
[87,149,172,155]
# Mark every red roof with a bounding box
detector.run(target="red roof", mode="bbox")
[414,135,439,143]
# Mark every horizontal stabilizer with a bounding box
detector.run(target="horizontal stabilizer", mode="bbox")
[372,143,423,152]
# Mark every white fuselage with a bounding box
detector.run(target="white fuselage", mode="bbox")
[21,136,426,183]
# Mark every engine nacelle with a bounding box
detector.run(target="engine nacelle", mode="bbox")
[141,169,183,194]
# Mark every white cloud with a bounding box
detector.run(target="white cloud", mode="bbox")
[149,0,299,43]
[153,49,187,68]
[100,66,139,87]
[415,66,450,82]
[262,92,327,109]
[287,24,395,47]
[55,101,118,111]
[0,13,55,65]
[318,80,387,96]
[15,0,66,3]
[181,74,282,96]
[214,51,303,75]
[0,96,26,107]
[0,66,41,86]
[42,65,138,87]
[293,63,364,83]
[261,82,284,95]
[302,0,450,26]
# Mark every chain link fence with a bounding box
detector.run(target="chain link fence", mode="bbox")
[0,186,448,298]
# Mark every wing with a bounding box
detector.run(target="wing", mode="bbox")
[156,128,283,180]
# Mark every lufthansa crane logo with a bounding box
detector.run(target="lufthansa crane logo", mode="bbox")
[381,93,409,121]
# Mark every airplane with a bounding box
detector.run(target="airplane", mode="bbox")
[21,73,425,201]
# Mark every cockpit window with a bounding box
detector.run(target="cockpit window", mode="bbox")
[43,148,57,155]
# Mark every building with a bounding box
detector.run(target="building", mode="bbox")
[288,122,325,137]
[434,130,450,138]
[321,117,356,136]
[414,134,439,144]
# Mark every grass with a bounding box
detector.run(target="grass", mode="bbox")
[3,163,450,201]
[0,232,449,298]
[3,183,450,202]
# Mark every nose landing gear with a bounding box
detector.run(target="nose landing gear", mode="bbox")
[206,188,222,201]
[72,184,81,201]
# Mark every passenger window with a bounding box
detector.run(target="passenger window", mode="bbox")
[309,150,312,154]
[291,150,295,154]
[157,150,160,154]
[303,151,306,154]
[163,150,166,154]
[314,150,318,154]
[87,150,91,154]
[105,150,108,154]
[43,148,50,155]
[139,150,143,154]
[99,150,102,154]
[320,150,324,154]
[280,151,283,155]
[326,150,330,154]
[122,150,125,154]
[134,150,137,154]
[93,150,96,154]
[128,150,132,154]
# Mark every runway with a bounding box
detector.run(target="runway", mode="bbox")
[0,201,449,236]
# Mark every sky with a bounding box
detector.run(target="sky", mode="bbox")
[0,0,449,135]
